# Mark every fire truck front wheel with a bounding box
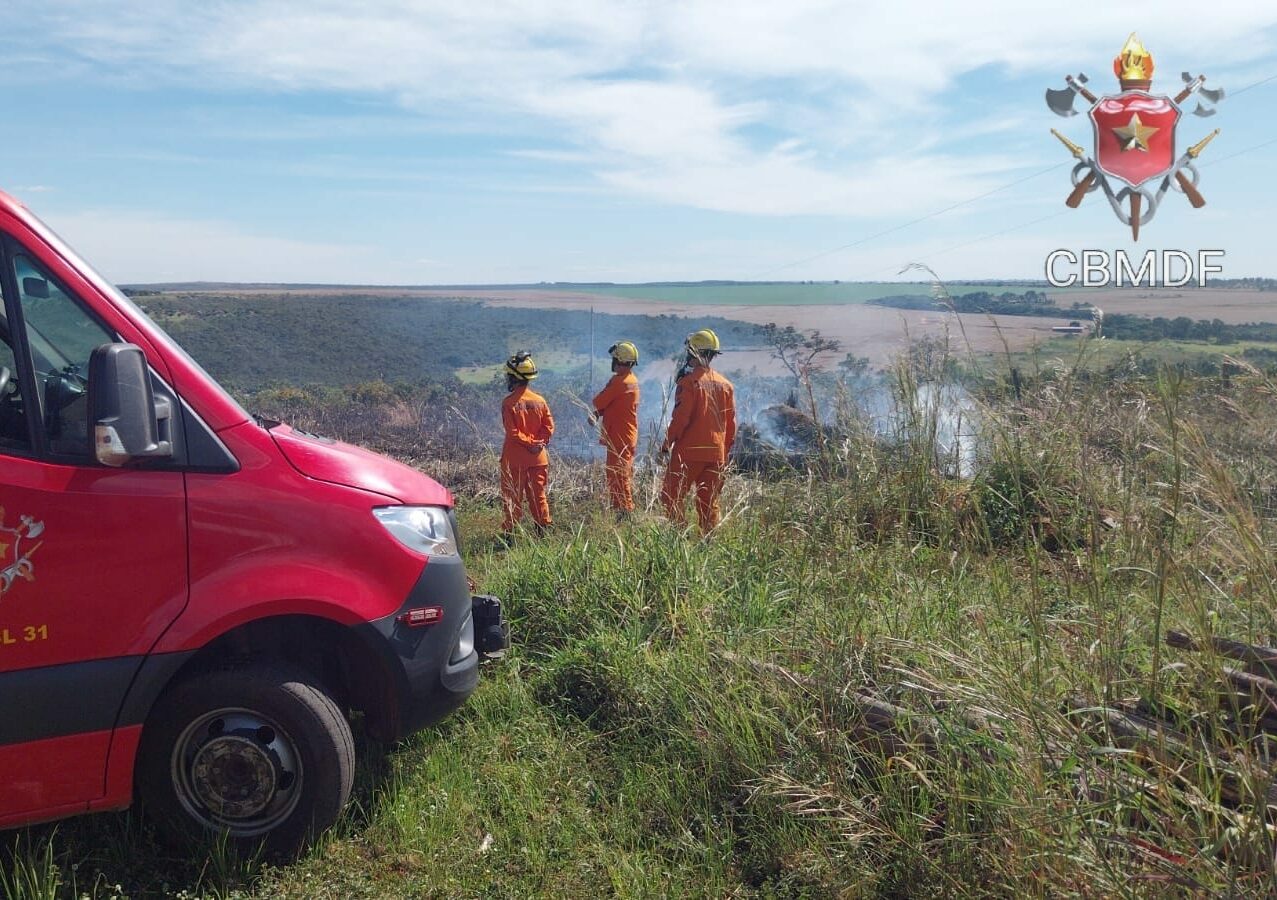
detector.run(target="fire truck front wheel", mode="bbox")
[136,664,355,856]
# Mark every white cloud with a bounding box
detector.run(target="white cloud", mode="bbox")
[50,200,1251,285]
[600,150,1034,217]
[6,0,1275,222]
[505,149,598,164]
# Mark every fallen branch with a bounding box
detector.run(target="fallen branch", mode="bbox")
[1166,631,1277,682]
[1066,698,1277,813]
[1219,667,1277,731]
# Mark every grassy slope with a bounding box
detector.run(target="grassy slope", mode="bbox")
[8,351,1277,898]
[247,522,1046,898]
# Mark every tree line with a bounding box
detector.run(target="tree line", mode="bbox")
[1101,314,1277,344]
[869,290,1079,319]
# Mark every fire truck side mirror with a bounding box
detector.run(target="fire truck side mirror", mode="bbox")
[88,343,174,467]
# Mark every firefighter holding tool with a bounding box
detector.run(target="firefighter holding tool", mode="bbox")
[591,341,641,516]
[660,329,736,534]
[500,352,555,535]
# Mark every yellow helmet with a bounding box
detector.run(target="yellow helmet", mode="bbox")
[505,351,539,381]
[608,340,639,365]
[685,329,721,354]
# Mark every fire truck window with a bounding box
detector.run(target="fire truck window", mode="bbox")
[0,329,31,453]
[12,254,114,458]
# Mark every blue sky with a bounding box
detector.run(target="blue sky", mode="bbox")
[1,1,1275,284]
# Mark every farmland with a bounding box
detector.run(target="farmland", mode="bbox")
[1071,287,1277,323]
[134,281,1277,379]
[406,283,1277,371]
[508,280,1085,306]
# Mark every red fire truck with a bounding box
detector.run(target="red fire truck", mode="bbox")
[0,191,507,852]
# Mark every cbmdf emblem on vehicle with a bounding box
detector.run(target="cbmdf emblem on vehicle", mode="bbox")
[1045,33,1224,239]
[0,508,43,599]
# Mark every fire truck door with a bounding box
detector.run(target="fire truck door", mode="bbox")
[0,246,186,820]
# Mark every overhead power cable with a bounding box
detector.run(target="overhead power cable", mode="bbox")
[1199,135,1277,168]
[1229,72,1277,97]
[752,162,1066,278]
[869,212,1071,277]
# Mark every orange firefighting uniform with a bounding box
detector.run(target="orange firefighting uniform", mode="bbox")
[500,383,555,532]
[661,365,736,533]
[593,370,640,511]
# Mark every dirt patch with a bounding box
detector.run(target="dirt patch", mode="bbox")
[1060,288,1277,324]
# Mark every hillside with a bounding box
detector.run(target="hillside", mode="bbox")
[8,338,1277,897]
[135,291,764,391]
[130,285,1277,403]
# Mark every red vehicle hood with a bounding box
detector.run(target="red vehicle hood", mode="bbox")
[269,424,453,507]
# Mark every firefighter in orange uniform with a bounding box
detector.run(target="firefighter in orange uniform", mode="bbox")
[591,341,640,516]
[660,329,736,533]
[500,352,555,535]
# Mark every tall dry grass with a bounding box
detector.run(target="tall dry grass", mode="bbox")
[8,327,1277,897]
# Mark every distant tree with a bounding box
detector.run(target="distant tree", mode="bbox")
[761,323,842,385]
[349,380,397,404]
[904,334,954,383]
[761,323,842,462]
[838,354,871,380]
[1169,316,1193,340]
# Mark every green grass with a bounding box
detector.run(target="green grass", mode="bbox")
[453,366,499,385]
[1005,335,1270,372]
[8,352,1277,897]
[457,351,591,384]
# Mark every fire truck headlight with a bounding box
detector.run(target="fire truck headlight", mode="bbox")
[373,506,459,557]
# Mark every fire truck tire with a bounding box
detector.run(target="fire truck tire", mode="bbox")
[136,664,355,856]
